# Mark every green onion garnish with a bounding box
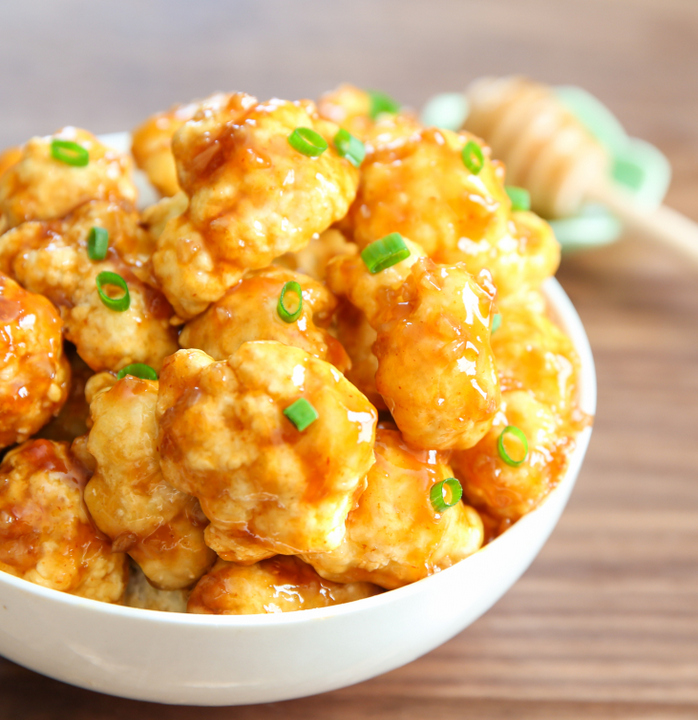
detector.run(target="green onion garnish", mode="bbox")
[430,477,463,512]
[117,363,158,381]
[288,127,328,157]
[277,281,303,323]
[491,313,502,334]
[360,233,410,274]
[368,90,400,120]
[505,185,531,212]
[333,129,366,168]
[96,271,130,312]
[498,425,529,467]
[50,139,89,167]
[283,398,318,432]
[461,140,484,175]
[87,226,109,261]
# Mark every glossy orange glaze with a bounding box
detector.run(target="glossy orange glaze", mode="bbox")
[157,343,377,564]
[179,265,350,372]
[0,439,127,601]
[188,555,381,615]
[0,273,70,448]
[151,93,360,319]
[302,427,483,589]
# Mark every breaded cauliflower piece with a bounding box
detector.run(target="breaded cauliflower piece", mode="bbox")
[452,389,577,521]
[151,93,360,319]
[84,374,215,590]
[346,126,560,298]
[157,343,377,564]
[275,228,357,282]
[188,555,381,615]
[492,291,581,421]
[124,562,190,613]
[0,273,70,448]
[179,266,350,372]
[0,439,127,601]
[302,427,484,589]
[0,127,137,232]
[131,99,202,197]
[317,84,420,146]
[0,200,178,372]
[327,247,500,450]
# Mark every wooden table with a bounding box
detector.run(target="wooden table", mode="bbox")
[1,1,697,717]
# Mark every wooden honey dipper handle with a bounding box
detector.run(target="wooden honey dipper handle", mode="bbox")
[590,179,698,263]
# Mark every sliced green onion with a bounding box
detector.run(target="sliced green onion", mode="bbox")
[96,271,130,312]
[87,226,109,261]
[360,233,411,274]
[461,140,484,175]
[277,281,303,323]
[498,425,529,467]
[505,185,531,212]
[50,139,89,167]
[430,477,463,512]
[288,127,328,157]
[333,129,366,168]
[117,363,158,381]
[491,313,502,334]
[283,398,318,432]
[368,90,400,120]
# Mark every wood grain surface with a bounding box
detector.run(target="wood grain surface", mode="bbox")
[1,1,697,717]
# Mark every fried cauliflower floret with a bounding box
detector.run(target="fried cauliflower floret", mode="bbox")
[452,390,577,521]
[0,127,137,232]
[188,555,381,615]
[492,291,581,421]
[327,249,500,450]
[0,200,178,372]
[317,84,420,146]
[0,439,127,601]
[275,228,357,282]
[83,374,215,590]
[179,266,350,372]
[346,126,560,297]
[0,273,70,448]
[131,99,202,197]
[302,427,483,590]
[151,93,360,319]
[124,562,190,612]
[157,343,377,564]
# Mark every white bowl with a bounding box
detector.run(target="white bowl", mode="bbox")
[0,272,595,706]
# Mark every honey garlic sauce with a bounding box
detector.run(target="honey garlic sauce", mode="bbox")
[301,427,484,590]
[373,258,501,451]
[0,439,127,602]
[0,273,70,449]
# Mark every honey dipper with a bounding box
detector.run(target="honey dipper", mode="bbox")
[461,76,698,262]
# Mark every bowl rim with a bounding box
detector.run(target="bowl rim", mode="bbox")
[0,276,596,628]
